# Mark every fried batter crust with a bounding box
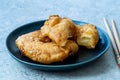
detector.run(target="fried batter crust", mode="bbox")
[16,30,79,64]
[41,15,76,46]
[76,24,99,49]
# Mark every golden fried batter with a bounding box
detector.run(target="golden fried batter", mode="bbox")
[76,24,99,49]
[16,30,79,64]
[41,15,61,36]
[15,15,100,64]
[41,15,76,46]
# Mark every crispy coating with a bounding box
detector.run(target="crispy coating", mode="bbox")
[76,24,99,49]
[16,30,79,64]
[41,15,76,46]
[15,15,100,64]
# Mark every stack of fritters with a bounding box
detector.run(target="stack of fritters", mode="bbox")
[16,15,99,64]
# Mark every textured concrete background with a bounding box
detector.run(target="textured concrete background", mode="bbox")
[1,0,120,80]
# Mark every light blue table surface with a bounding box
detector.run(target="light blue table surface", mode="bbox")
[1,0,120,80]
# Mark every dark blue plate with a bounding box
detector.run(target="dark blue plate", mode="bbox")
[6,20,110,70]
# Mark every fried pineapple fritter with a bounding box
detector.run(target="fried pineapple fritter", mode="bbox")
[41,15,76,46]
[16,30,78,64]
[76,24,99,49]
[15,15,99,64]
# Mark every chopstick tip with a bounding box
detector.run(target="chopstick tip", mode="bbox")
[118,64,120,68]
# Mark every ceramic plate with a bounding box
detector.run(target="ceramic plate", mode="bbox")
[6,20,110,70]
